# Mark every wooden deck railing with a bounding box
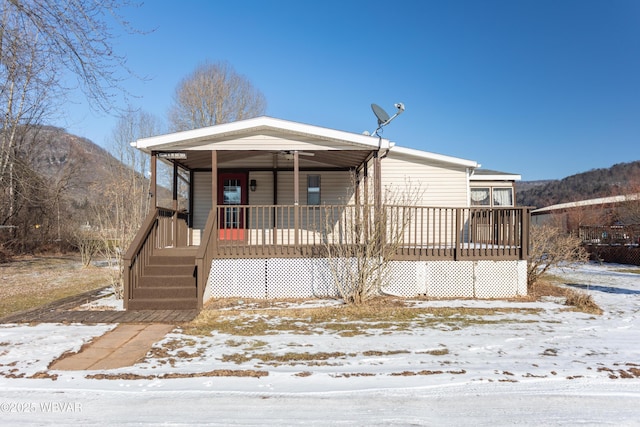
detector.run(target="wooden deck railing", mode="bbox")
[126,205,529,309]
[123,207,191,309]
[201,205,530,261]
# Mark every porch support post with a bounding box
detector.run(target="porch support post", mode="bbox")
[363,159,369,243]
[354,168,361,245]
[272,153,278,239]
[172,161,179,247]
[293,150,299,246]
[150,152,157,209]
[363,160,369,204]
[374,151,383,249]
[374,152,381,211]
[354,168,360,206]
[211,150,218,234]
[211,151,217,203]
[522,207,530,260]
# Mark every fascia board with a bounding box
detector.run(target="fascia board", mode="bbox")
[390,145,479,168]
[470,174,522,181]
[132,116,390,151]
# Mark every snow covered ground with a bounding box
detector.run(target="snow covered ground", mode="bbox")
[0,262,639,426]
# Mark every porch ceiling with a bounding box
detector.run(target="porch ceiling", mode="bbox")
[170,149,373,170]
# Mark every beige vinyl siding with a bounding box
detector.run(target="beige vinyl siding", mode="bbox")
[193,171,212,230]
[380,153,469,206]
[377,154,469,246]
[276,171,353,205]
[248,171,274,205]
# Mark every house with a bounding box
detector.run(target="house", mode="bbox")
[531,194,640,245]
[124,116,530,310]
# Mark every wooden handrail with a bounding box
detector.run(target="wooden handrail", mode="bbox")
[123,207,191,309]
[195,209,217,309]
[123,209,160,265]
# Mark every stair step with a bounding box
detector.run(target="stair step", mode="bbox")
[139,275,195,288]
[127,298,198,310]
[148,255,196,266]
[154,247,198,257]
[133,286,197,299]
[144,264,195,276]
[128,246,199,311]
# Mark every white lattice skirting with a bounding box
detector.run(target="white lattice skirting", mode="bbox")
[203,258,527,302]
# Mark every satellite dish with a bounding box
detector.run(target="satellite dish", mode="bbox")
[370,102,406,136]
[371,103,390,126]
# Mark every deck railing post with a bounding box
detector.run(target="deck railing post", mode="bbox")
[455,208,462,260]
[293,151,300,248]
[522,207,530,260]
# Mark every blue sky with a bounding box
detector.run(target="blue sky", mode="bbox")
[57,0,640,181]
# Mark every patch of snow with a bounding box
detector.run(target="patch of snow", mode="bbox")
[75,290,123,311]
[0,262,639,425]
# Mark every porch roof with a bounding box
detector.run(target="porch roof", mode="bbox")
[132,116,481,171]
[133,116,391,151]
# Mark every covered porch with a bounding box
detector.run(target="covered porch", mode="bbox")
[124,118,529,310]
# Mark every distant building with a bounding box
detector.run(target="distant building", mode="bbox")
[532,194,640,245]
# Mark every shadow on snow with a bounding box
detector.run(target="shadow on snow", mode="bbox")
[565,283,640,295]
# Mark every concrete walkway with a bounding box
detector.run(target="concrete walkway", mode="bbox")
[50,324,174,370]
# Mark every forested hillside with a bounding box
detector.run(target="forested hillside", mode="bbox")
[517,160,640,208]
[0,126,127,255]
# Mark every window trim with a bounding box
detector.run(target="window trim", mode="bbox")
[307,175,321,205]
[470,186,514,207]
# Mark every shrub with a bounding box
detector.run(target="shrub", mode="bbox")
[528,224,589,290]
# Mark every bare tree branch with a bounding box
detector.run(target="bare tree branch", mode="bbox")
[169,61,267,131]
[5,0,141,113]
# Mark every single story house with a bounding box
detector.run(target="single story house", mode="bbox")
[124,116,530,310]
[532,194,640,245]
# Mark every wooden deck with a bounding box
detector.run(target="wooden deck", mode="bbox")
[0,287,198,324]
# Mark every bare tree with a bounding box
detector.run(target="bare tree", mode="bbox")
[324,178,423,305]
[527,223,589,289]
[3,0,139,113]
[1,0,141,253]
[169,61,267,131]
[1,9,56,230]
[92,109,162,297]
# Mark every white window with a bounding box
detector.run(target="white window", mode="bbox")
[493,187,513,206]
[471,187,514,207]
[471,188,490,206]
[307,175,320,205]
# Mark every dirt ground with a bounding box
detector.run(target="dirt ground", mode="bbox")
[0,255,111,318]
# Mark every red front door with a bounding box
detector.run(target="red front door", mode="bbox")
[218,173,248,240]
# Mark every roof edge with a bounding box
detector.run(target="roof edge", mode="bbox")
[389,145,479,168]
[134,116,391,150]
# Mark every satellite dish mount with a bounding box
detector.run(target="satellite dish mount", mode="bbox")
[371,102,405,136]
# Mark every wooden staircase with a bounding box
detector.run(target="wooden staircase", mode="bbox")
[127,247,198,310]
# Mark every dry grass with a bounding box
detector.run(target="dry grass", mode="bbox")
[528,278,569,298]
[86,369,269,380]
[182,298,543,337]
[0,255,111,318]
[564,289,603,315]
[529,276,603,315]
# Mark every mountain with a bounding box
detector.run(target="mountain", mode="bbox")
[516,160,640,209]
[26,127,640,213]
[30,126,116,204]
